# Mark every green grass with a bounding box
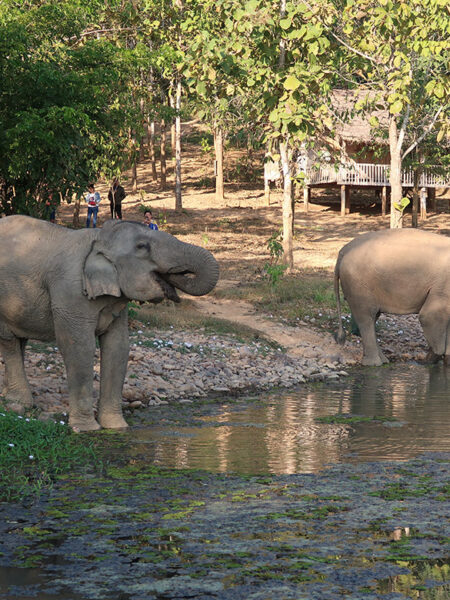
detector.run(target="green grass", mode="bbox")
[212,274,348,328]
[0,405,96,502]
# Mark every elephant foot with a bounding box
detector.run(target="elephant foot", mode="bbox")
[69,418,101,433]
[4,390,34,409]
[98,412,129,429]
[362,355,385,367]
[425,348,442,364]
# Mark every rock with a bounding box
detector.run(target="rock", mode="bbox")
[128,400,143,409]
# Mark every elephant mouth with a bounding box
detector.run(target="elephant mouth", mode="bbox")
[152,272,181,303]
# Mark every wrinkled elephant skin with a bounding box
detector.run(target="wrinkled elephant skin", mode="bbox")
[0,216,219,430]
[334,229,450,366]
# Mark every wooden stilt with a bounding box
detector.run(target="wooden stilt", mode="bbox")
[381,186,387,217]
[340,185,346,216]
[303,185,310,213]
[420,187,427,220]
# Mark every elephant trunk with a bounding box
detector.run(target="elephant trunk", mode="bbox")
[160,239,219,296]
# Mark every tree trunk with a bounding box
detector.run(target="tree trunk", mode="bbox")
[160,119,167,190]
[175,78,182,211]
[131,154,138,192]
[148,119,157,181]
[72,194,81,228]
[280,139,294,271]
[412,168,419,228]
[214,126,224,201]
[139,98,146,161]
[388,117,403,229]
[169,91,176,162]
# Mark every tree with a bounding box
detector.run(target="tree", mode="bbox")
[330,0,450,227]
[206,0,335,268]
[0,1,136,217]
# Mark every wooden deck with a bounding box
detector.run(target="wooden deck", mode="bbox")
[305,163,449,188]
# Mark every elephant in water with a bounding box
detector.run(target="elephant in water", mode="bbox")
[0,216,219,431]
[334,229,450,366]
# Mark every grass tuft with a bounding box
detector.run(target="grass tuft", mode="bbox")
[0,405,96,502]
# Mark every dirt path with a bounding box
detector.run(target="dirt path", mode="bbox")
[191,289,361,365]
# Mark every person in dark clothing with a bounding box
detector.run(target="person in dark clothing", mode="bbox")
[108,179,126,219]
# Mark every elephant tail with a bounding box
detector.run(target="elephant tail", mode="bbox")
[334,262,346,345]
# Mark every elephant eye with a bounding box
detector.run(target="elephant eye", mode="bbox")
[136,242,150,252]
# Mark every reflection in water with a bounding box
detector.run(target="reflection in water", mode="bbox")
[131,364,450,475]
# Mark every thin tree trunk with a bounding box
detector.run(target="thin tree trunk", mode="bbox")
[72,194,81,228]
[412,168,419,228]
[214,126,224,201]
[175,78,182,211]
[280,138,294,271]
[169,91,176,161]
[278,1,293,269]
[389,117,403,229]
[148,119,157,181]
[160,119,167,190]
[139,98,146,160]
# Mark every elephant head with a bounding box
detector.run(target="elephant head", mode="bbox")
[82,220,219,302]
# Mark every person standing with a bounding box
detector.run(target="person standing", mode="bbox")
[108,179,126,219]
[85,184,101,228]
[143,209,158,230]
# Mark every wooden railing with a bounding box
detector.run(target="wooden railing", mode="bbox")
[305,162,449,188]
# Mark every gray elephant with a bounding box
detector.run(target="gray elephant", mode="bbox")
[0,216,219,430]
[334,229,450,366]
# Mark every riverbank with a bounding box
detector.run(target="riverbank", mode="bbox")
[6,298,431,422]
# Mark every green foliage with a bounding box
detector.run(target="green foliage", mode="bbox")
[264,230,287,286]
[0,405,96,502]
[200,136,213,154]
[0,1,138,216]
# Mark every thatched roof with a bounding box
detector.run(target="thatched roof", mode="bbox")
[330,89,389,144]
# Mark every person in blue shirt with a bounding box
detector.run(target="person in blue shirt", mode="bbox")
[85,184,101,228]
[143,209,158,230]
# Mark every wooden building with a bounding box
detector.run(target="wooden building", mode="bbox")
[302,89,449,216]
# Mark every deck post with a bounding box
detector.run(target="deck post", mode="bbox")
[381,186,387,217]
[420,187,427,220]
[303,185,310,212]
[341,185,350,216]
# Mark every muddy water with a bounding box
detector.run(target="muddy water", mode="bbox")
[130,364,450,474]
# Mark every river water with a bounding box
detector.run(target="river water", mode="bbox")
[130,363,450,475]
[0,363,448,600]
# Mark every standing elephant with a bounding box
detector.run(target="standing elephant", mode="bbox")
[0,216,219,431]
[334,229,450,366]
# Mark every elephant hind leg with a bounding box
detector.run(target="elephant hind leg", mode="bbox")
[0,334,33,408]
[351,305,387,366]
[419,295,448,359]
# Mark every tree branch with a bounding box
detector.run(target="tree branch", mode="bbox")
[396,103,410,153]
[402,105,444,160]
[301,1,379,65]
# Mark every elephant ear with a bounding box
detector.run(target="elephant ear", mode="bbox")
[83,241,121,299]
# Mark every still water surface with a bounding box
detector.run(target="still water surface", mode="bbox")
[131,364,450,474]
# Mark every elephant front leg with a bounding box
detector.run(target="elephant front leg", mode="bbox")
[55,320,100,431]
[97,308,129,429]
[0,335,33,410]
